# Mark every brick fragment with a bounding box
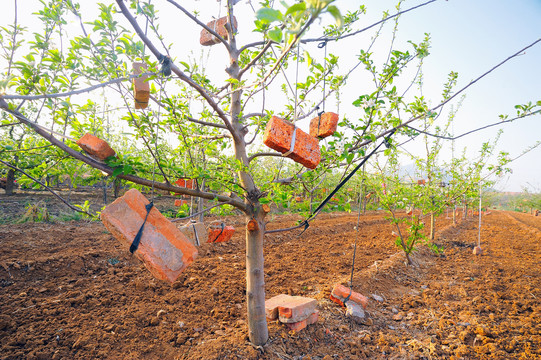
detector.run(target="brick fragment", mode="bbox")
[473,246,483,255]
[309,112,338,138]
[207,224,235,243]
[132,62,149,109]
[174,199,188,207]
[200,16,238,46]
[100,188,198,283]
[278,296,317,323]
[330,284,369,309]
[285,310,319,332]
[76,133,116,161]
[263,116,321,169]
[178,221,207,246]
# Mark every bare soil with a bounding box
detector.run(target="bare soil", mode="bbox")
[0,193,540,359]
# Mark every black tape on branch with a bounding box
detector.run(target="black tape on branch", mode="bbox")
[130,201,154,254]
[298,130,396,236]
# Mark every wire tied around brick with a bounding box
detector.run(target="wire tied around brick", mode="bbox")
[282,127,297,157]
[129,201,154,254]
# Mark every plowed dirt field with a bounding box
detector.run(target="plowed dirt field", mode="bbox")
[1,194,540,359]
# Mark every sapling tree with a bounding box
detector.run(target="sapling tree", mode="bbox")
[1,0,539,346]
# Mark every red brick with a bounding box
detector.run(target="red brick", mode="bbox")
[473,246,483,255]
[263,116,321,169]
[76,133,116,161]
[418,179,426,186]
[207,224,235,243]
[265,294,292,320]
[132,62,149,109]
[285,310,319,332]
[330,284,369,309]
[309,112,338,138]
[295,196,303,202]
[177,221,207,247]
[100,188,198,283]
[278,296,317,323]
[174,199,188,207]
[174,178,194,189]
[200,16,238,46]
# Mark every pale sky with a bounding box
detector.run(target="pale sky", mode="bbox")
[1,0,540,192]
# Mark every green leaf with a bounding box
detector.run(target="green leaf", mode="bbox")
[285,2,306,16]
[256,8,283,24]
[327,5,343,27]
[267,27,283,43]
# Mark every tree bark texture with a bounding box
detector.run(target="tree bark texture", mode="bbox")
[5,169,15,195]
[245,216,268,345]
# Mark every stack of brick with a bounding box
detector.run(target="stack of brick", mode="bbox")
[100,188,198,284]
[132,62,149,109]
[207,223,235,243]
[309,112,338,139]
[76,133,116,161]
[178,221,207,247]
[265,294,319,332]
[263,116,321,169]
[200,16,238,46]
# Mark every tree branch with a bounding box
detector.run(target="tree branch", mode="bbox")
[350,37,541,152]
[0,98,247,211]
[301,0,439,44]
[165,0,231,51]
[114,0,237,139]
[407,109,541,140]
[248,152,283,163]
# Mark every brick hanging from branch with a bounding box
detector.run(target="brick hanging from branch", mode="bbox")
[76,133,116,161]
[263,116,321,169]
[132,62,149,109]
[100,188,198,283]
[309,112,339,139]
[200,16,238,46]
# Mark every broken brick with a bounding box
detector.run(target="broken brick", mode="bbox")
[207,224,235,243]
[309,112,338,138]
[174,199,188,207]
[277,296,317,324]
[178,221,207,247]
[100,188,198,283]
[263,116,321,169]
[200,16,238,46]
[285,310,319,332]
[133,62,149,109]
[330,284,369,309]
[265,294,293,320]
[76,133,116,161]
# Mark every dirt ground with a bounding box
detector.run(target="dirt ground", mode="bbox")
[0,193,540,359]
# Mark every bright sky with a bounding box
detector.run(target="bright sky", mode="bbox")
[2,0,540,192]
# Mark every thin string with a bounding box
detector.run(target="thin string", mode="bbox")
[293,42,300,122]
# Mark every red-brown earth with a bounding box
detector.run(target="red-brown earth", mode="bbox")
[0,193,540,359]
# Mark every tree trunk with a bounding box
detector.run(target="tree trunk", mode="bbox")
[245,215,268,345]
[113,178,121,198]
[452,205,457,226]
[5,169,15,195]
[430,212,435,241]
